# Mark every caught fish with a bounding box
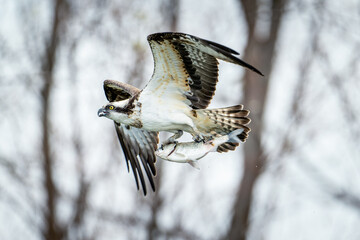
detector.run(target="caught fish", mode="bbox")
[155,129,244,169]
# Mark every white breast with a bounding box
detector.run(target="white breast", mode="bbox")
[138,92,195,132]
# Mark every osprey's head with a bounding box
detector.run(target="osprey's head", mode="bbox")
[97,100,132,123]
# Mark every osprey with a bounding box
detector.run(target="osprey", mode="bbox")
[98,32,263,195]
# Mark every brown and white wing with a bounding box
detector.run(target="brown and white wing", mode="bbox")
[103,80,159,195]
[114,123,158,195]
[103,79,140,102]
[143,32,263,109]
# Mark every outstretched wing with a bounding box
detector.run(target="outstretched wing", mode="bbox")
[144,32,263,109]
[103,79,139,102]
[103,80,159,195]
[114,123,158,194]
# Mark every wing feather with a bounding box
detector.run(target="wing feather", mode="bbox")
[104,80,159,195]
[144,32,263,109]
[104,79,140,102]
[114,123,159,195]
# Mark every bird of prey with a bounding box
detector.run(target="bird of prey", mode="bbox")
[98,32,263,195]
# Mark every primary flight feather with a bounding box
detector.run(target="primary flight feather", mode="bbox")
[98,32,263,195]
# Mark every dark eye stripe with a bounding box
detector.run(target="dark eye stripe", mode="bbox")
[115,107,124,112]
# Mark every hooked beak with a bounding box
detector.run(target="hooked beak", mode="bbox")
[97,107,108,117]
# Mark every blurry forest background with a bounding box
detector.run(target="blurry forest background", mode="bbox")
[1,0,360,239]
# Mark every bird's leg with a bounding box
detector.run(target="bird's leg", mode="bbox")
[192,132,206,143]
[190,127,207,143]
[162,130,183,146]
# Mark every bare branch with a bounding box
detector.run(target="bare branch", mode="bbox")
[225,1,288,239]
[39,0,72,239]
[297,156,360,213]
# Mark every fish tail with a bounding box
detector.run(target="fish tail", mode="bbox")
[227,129,245,143]
[196,105,251,153]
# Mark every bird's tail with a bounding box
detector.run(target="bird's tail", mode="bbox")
[196,105,251,152]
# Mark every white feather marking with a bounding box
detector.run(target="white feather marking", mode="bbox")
[143,40,191,104]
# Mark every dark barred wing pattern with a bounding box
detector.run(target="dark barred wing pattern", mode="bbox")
[147,32,263,109]
[104,79,139,102]
[104,80,159,195]
[172,42,219,109]
[114,123,158,195]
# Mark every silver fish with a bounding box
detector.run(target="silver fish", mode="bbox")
[155,129,244,169]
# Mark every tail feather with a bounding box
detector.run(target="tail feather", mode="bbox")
[196,105,251,153]
[217,142,238,152]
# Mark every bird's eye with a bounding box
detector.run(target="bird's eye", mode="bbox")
[109,105,114,110]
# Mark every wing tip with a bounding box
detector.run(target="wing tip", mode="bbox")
[250,66,264,76]
[147,32,264,77]
[235,59,264,76]
[148,32,184,41]
[103,79,119,87]
[115,124,158,196]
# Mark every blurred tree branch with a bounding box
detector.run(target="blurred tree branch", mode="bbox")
[40,0,71,239]
[298,155,360,213]
[241,1,360,239]
[246,10,324,238]
[225,0,288,239]
[2,0,359,239]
